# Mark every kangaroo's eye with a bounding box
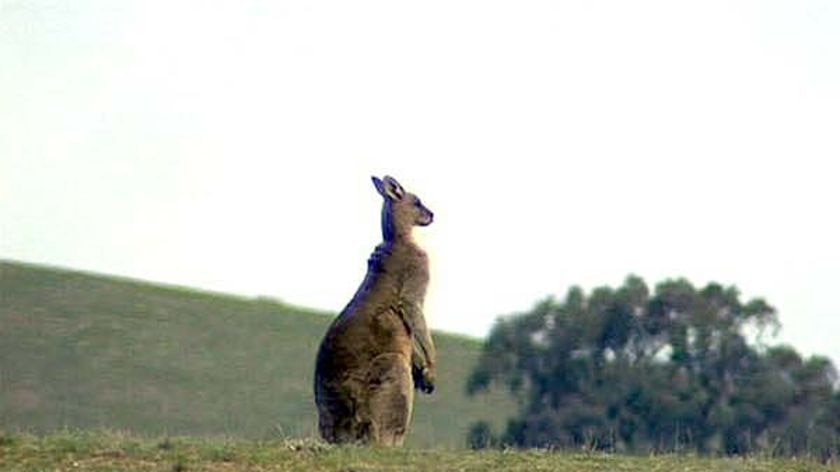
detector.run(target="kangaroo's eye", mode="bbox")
[414,198,423,207]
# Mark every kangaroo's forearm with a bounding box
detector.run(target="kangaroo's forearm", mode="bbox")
[395,301,435,366]
[412,335,435,368]
[405,303,436,369]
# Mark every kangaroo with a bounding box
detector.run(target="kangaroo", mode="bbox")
[314,175,437,446]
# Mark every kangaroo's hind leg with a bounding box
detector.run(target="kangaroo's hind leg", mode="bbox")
[316,371,377,445]
[316,378,354,444]
[366,353,414,446]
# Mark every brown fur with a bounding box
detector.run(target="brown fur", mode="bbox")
[314,175,437,446]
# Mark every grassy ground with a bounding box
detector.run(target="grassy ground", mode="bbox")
[0,260,515,448]
[1,431,837,472]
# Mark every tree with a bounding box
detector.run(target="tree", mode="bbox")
[467,276,838,458]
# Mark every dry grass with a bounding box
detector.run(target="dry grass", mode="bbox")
[1,431,838,472]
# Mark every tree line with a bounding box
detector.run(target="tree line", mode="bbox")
[466,276,840,459]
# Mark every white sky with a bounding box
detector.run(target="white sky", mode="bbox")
[2,0,839,367]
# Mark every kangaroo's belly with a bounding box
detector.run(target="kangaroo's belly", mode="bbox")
[318,306,411,377]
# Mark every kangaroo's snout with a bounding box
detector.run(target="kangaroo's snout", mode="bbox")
[419,210,434,226]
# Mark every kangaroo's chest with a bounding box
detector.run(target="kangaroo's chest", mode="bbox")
[382,245,429,301]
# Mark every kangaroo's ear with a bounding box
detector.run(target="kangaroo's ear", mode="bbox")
[372,175,405,201]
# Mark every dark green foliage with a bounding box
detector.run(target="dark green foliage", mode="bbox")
[468,276,839,459]
[466,421,497,450]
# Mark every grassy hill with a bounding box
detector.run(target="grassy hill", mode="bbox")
[0,260,515,448]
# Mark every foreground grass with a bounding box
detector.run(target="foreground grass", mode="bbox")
[1,432,838,472]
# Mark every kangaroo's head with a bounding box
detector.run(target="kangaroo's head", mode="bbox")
[372,175,434,241]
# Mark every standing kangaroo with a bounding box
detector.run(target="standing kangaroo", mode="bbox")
[314,175,437,446]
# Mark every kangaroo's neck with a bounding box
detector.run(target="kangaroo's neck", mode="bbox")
[380,204,413,243]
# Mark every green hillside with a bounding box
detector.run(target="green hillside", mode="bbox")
[0,260,515,448]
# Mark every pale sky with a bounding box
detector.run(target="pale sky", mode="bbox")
[2,0,839,367]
